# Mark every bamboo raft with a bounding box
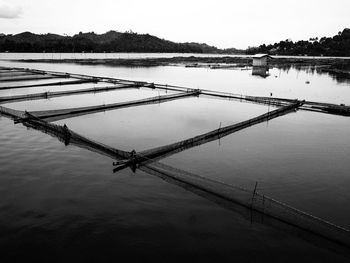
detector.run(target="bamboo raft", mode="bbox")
[0,66,350,250]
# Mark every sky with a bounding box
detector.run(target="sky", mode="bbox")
[0,0,349,49]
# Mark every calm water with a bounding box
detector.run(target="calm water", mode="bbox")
[0,55,350,262]
[1,52,350,60]
[0,52,241,60]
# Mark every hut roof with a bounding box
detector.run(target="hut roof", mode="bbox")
[252,54,273,59]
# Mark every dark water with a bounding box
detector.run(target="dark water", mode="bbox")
[0,58,350,262]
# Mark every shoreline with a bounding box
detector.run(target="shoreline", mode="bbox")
[6,57,350,80]
[9,56,350,68]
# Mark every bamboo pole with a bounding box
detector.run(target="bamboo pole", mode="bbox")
[14,90,200,122]
[0,79,96,91]
[1,106,348,249]
[0,75,62,82]
[114,101,304,168]
[1,66,349,116]
[0,83,141,104]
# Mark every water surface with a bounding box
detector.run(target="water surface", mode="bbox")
[1,56,350,261]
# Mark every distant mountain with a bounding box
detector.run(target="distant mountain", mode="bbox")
[0,31,243,54]
[247,28,350,57]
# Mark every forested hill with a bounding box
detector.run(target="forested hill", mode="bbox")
[0,31,242,54]
[247,29,350,56]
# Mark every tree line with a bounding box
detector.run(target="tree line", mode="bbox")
[0,31,241,54]
[247,29,350,56]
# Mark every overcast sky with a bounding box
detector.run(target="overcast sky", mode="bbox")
[0,0,349,49]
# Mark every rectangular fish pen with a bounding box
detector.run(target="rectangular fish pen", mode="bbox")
[1,65,350,252]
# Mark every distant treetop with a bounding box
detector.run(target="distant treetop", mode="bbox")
[247,28,350,57]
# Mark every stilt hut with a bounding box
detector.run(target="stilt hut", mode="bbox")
[252,54,273,67]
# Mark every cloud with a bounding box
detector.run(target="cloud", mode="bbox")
[0,3,22,19]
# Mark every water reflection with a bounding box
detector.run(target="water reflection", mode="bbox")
[321,70,350,85]
[276,64,350,84]
[1,61,350,260]
[3,104,350,253]
[252,66,270,78]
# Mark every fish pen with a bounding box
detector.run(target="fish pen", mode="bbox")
[0,79,97,91]
[112,100,304,169]
[1,66,350,251]
[0,84,143,104]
